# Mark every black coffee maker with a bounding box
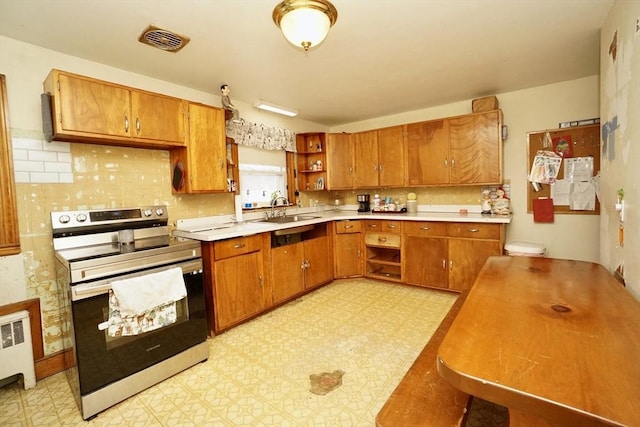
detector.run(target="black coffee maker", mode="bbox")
[357,194,370,212]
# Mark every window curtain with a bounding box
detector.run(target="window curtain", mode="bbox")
[226,120,296,152]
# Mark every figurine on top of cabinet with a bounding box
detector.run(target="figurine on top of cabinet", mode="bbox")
[220,84,241,122]
[492,187,511,216]
[480,189,493,215]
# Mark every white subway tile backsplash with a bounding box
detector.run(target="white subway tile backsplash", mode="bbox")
[14,160,44,172]
[13,171,30,183]
[44,162,72,173]
[57,152,72,162]
[12,137,43,150]
[12,149,28,160]
[12,136,73,184]
[29,172,61,183]
[28,150,58,162]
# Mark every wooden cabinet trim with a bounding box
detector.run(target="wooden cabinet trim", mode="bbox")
[0,74,20,255]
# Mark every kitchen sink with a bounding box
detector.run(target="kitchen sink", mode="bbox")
[257,215,321,224]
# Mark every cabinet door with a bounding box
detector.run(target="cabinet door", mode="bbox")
[213,252,265,331]
[131,91,185,144]
[406,119,450,185]
[304,237,332,289]
[185,103,227,192]
[326,133,354,189]
[0,75,20,255]
[57,72,130,137]
[377,125,405,187]
[334,233,362,278]
[353,130,379,188]
[404,236,448,288]
[449,110,502,184]
[271,243,305,305]
[448,238,501,291]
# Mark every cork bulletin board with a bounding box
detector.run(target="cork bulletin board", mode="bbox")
[526,124,600,214]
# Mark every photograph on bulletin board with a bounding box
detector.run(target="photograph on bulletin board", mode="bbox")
[552,135,573,158]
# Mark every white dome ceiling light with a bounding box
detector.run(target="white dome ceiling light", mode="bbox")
[272,0,338,52]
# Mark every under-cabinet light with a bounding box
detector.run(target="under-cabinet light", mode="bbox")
[254,100,298,117]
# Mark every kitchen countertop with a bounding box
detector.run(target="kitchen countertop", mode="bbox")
[173,207,511,242]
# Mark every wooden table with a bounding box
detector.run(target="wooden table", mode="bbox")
[437,256,640,427]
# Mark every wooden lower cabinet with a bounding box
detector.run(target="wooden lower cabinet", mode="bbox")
[213,252,265,332]
[202,234,267,334]
[404,235,448,288]
[304,236,333,289]
[448,238,501,291]
[403,221,504,291]
[271,243,305,305]
[271,235,332,305]
[333,221,363,278]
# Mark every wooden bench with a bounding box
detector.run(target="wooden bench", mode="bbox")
[376,292,470,427]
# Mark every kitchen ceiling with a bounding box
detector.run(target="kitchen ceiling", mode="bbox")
[0,0,613,126]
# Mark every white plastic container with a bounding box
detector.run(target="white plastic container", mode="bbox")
[504,241,546,257]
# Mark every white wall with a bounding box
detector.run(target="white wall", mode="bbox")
[331,77,601,263]
[600,0,639,299]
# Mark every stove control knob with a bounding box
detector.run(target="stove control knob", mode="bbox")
[143,209,153,217]
[59,214,71,224]
[155,208,165,217]
[76,213,88,223]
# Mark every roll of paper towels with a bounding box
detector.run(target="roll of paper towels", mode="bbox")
[235,195,243,223]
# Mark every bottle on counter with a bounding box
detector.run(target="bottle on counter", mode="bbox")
[373,194,381,209]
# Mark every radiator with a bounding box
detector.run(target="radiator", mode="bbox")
[0,310,36,389]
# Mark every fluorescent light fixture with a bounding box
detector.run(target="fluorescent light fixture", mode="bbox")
[254,100,298,117]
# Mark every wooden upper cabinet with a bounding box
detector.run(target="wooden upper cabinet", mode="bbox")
[44,69,186,149]
[326,132,354,190]
[406,110,502,186]
[0,74,20,256]
[407,119,450,185]
[170,103,227,194]
[56,72,130,138]
[352,127,405,189]
[449,110,502,185]
[377,125,405,187]
[130,91,185,143]
[353,130,378,188]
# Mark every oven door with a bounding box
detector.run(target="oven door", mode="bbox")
[69,259,207,396]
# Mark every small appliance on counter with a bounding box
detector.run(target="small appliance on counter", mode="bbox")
[357,194,370,212]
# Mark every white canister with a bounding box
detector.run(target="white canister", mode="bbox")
[406,200,417,213]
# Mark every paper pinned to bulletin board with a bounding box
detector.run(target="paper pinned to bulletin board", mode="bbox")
[526,124,600,215]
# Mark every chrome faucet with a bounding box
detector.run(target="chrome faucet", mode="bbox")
[266,196,288,219]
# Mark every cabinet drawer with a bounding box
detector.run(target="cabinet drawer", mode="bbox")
[335,220,362,234]
[214,234,262,260]
[403,221,447,237]
[365,233,401,248]
[448,223,501,239]
[364,220,401,234]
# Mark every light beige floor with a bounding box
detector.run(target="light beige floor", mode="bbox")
[1,279,457,426]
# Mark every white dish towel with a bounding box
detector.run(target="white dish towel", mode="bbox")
[110,267,187,317]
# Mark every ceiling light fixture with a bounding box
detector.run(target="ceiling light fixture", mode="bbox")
[272,0,338,52]
[254,100,298,117]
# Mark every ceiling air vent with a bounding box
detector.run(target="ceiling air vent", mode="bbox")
[138,25,190,52]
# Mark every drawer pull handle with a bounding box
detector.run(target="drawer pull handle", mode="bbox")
[344,225,353,229]
[378,237,387,242]
[369,224,378,228]
[468,228,480,233]
[233,243,246,249]
[420,226,431,230]
[387,224,396,229]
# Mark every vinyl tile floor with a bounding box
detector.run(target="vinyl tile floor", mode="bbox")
[1,279,494,426]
